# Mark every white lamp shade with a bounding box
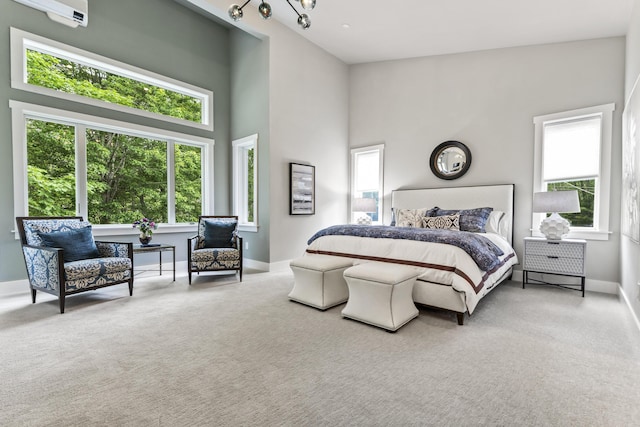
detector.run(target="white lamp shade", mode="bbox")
[352,197,377,213]
[532,190,580,214]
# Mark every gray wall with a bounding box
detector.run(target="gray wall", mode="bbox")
[0,0,231,280]
[349,38,625,285]
[184,0,350,266]
[622,0,640,322]
[229,28,270,263]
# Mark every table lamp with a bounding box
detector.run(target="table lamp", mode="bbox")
[352,197,377,225]
[532,190,580,240]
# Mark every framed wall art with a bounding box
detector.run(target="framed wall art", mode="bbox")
[622,76,640,243]
[289,162,315,215]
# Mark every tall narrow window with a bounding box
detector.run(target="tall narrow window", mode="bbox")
[232,134,258,232]
[350,144,384,224]
[533,104,614,240]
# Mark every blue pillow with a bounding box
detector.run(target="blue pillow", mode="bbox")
[433,207,493,233]
[39,226,101,262]
[203,220,236,248]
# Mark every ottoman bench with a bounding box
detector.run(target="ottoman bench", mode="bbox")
[289,255,353,310]
[342,263,419,331]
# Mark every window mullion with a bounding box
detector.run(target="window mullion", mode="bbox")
[167,140,176,225]
[76,125,88,219]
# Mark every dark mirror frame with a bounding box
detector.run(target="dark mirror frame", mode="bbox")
[429,140,472,180]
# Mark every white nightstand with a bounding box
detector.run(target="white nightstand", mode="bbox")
[522,237,586,297]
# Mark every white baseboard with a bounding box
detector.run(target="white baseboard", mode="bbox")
[243,258,270,271]
[619,284,640,333]
[242,258,292,272]
[510,269,618,294]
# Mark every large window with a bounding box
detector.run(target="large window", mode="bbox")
[350,144,384,224]
[533,104,614,240]
[232,134,258,232]
[11,101,213,233]
[10,27,213,131]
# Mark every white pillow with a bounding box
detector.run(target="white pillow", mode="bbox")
[485,210,505,235]
[395,208,426,228]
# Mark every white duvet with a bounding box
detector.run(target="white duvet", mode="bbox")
[306,231,518,314]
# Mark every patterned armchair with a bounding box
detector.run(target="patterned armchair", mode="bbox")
[16,217,134,313]
[187,216,243,284]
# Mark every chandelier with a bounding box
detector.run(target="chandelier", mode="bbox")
[228,0,316,30]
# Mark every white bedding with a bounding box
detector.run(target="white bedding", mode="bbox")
[306,231,518,314]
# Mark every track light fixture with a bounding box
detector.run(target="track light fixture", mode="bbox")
[228,0,316,30]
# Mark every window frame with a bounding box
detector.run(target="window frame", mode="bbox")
[10,100,214,237]
[532,103,615,240]
[232,134,258,232]
[10,27,214,131]
[350,144,385,225]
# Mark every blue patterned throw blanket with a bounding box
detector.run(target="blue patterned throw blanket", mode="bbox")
[307,225,504,272]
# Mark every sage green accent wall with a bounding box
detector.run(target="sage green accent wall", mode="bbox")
[0,0,230,281]
[229,29,270,263]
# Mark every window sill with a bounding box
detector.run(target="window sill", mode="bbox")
[93,223,198,237]
[238,224,258,233]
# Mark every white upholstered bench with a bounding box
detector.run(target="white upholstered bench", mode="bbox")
[342,263,419,331]
[289,255,353,310]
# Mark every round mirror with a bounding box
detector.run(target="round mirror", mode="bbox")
[429,141,472,180]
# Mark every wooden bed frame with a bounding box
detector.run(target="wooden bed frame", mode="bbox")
[391,184,515,324]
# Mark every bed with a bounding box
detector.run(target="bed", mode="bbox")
[305,184,518,325]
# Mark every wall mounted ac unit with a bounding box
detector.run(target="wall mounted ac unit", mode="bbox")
[13,0,88,28]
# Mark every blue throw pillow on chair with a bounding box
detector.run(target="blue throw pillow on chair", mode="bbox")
[203,220,236,248]
[39,226,101,262]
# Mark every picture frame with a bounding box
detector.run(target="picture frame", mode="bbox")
[289,162,315,215]
[622,78,640,243]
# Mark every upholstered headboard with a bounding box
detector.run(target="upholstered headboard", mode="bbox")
[391,184,515,245]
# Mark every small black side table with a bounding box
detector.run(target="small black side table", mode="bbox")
[132,243,176,281]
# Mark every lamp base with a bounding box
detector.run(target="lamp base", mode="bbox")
[540,212,570,240]
[355,214,372,225]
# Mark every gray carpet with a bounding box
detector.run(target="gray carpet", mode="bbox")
[1,269,639,426]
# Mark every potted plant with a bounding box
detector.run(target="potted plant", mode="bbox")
[132,217,158,245]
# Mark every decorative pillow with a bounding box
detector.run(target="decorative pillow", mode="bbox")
[433,207,493,233]
[24,219,92,247]
[393,207,437,227]
[203,219,237,248]
[38,226,100,263]
[422,214,460,230]
[485,211,505,235]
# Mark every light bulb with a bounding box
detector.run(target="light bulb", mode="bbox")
[300,0,315,10]
[298,13,311,29]
[258,1,272,19]
[228,4,243,21]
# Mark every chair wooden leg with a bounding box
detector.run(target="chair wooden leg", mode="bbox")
[59,294,66,314]
[31,288,36,303]
[188,270,192,285]
[128,279,133,296]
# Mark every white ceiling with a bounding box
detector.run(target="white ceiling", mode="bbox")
[260,0,634,64]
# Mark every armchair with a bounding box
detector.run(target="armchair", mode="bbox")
[16,216,134,313]
[187,216,243,284]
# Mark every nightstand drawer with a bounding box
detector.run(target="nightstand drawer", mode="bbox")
[524,254,585,276]
[524,240,584,259]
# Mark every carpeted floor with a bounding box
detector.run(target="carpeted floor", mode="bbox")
[1,269,639,426]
